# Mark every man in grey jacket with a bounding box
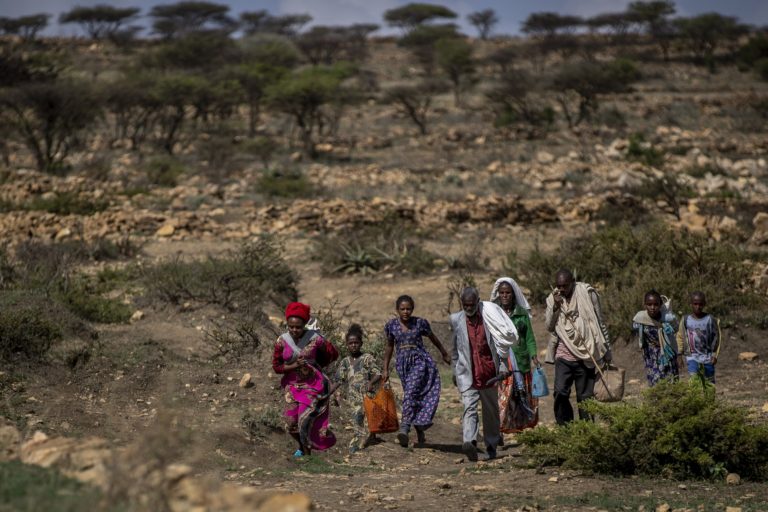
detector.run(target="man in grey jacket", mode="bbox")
[450,287,518,461]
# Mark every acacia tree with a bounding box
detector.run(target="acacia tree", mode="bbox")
[521,12,584,63]
[230,36,301,136]
[149,1,235,39]
[467,9,498,40]
[551,59,640,127]
[150,30,239,71]
[59,5,140,40]
[0,14,50,42]
[104,74,160,150]
[485,71,551,131]
[266,64,355,158]
[384,3,457,33]
[0,80,102,173]
[384,79,448,135]
[399,23,461,73]
[435,37,475,106]
[627,1,676,60]
[240,11,312,37]
[675,13,748,71]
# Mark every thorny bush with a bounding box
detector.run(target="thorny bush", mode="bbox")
[519,379,768,481]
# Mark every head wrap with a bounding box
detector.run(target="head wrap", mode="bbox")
[285,302,311,323]
[490,277,532,318]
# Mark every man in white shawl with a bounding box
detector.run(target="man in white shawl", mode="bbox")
[450,287,518,461]
[545,269,612,425]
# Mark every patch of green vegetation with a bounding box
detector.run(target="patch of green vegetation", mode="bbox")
[291,455,373,475]
[518,380,768,481]
[26,191,109,215]
[685,164,728,178]
[627,133,665,168]
[143,236,297,309]
[554,492,736,512]
[0,461,109,511]
[505,223,763,342]
[257,168,313,198]
[242,406,283,440]
[145,156,185,187]
[315,215,438,275]
[56,276,132,324]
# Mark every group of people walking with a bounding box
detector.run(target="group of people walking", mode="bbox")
[270,269,721,461]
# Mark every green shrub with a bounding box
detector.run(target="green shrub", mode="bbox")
[504,223,761,341]
[755,58,768,82]
[257,168,313,198]
[0,290,93,363]
[26,191,108,215]
[145,156,185,187]
[242,406,283,440]
[144,236,297,309]
[0,298,61,361]
[627,133,664,168]
[519,380,768,480]
[316,216,438,275]
[0,461,106,511]
[56,276,132,324]
[202,305,266,360]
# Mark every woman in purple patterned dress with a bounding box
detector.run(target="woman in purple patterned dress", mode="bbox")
[382,295,451,448]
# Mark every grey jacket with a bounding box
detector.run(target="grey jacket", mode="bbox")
[450,302,513,393]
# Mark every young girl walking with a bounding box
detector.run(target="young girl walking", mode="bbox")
[334,324,382,455]
[632,290,679,386]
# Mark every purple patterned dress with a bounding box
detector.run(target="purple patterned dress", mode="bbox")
[384,317,441,430]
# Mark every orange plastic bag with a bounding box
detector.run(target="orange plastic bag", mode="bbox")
[363,384,399,434]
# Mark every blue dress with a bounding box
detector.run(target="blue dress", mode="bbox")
[384,317,441,430]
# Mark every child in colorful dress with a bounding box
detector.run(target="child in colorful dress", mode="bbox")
[632,290,679,386]
[676,291,721,383]
[335,324,382,454]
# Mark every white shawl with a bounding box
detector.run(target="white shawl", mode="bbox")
[545,283,607,363]
[480,301,519,358]
[490,277,532,318]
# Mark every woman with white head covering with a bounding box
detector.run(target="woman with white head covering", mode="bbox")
[490,277,540,433]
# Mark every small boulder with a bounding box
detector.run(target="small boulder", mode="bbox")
[156,224,175,237]
[751,212,768,244]
[738,352,759,361]
[239,373,253,389]
[0,425,21,461]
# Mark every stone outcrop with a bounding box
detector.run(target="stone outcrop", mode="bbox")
[0,427,311,512]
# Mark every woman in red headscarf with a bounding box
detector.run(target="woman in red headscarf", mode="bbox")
[272,302,339,457]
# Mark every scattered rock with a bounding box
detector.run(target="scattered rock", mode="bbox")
[0,425,21,462]
[239,373,253,388]
[156,224,175,237]
[54,227,72,241]
[536,151,555,164]
[726,473,741,485]
[738,352,759,361]
[751,212,768,245]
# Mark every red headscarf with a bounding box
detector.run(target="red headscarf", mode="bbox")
[285,302,311,323]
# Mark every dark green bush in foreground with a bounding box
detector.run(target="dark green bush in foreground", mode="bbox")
[505,223,762,342]
[0,461,106,511]
[519,380,768,480]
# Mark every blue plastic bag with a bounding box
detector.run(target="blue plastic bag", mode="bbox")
[532,365,549,398]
